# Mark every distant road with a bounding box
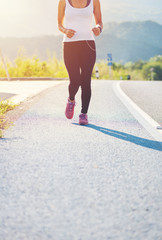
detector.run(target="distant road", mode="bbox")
[0,80,161,240]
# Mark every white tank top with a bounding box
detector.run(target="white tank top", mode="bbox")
[63,0,95,42]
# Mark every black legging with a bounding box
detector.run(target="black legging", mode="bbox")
[63,40,96,114]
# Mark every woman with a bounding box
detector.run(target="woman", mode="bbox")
[58,0,103,125]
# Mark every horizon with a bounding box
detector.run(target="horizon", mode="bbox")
[0,0,162,37]
[0,20,161,39]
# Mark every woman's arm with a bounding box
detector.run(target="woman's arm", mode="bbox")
[92,0,103,36]
[57,0,76,38]
[58,0,66,33]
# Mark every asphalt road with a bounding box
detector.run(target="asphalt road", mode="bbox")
[0,81,162,240]
[121,81,162,125]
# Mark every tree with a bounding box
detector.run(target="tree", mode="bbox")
[149,55,162,62]
[142,62,162,80]
[131,60,146,70]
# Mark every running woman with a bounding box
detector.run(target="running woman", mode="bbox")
[58,0,103,125]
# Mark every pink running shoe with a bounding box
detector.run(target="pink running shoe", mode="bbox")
[65,99,75,119]
[79,113,88,125]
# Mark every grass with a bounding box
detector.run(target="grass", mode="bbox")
[0,49,162,80]
[0,99,17,138]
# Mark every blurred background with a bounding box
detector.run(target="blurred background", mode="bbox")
[0,0,162,80]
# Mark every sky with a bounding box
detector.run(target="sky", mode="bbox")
[0,0,162,37]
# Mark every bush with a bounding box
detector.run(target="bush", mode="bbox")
[149,55,162,63]
[142,62,162,80]
[0,49,162,80]
[0,100,17,138]
[0,48,68,78]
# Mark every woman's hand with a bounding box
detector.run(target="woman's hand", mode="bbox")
[92,27,101,36]
[65,29,76,38]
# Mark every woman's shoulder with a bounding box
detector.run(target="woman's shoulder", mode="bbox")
[93,0,101,8]
[59,0,66,5]
[58,0,66,9]
[93,0,100,5]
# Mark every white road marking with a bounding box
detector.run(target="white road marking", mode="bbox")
[113,81,162,142]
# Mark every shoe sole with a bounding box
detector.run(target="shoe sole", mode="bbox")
[79,122,88,125]
[65,113,74,119]
[65,106,75,119]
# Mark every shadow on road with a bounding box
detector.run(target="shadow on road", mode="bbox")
[0,137,23,142]
[73,123,162,152]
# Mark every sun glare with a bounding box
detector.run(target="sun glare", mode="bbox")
[0,0,39,15]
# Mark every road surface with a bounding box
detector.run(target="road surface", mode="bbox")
[0,80,162,240]
[121,81,162,126]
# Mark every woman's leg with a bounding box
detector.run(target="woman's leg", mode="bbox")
[63,42,80,101]
[79,41,96,114]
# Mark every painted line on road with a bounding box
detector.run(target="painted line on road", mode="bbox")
[113,81,162,142]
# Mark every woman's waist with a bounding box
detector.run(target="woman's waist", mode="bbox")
[63,40,95,45]
[65,24,92,32]
[63,32,95,42]
[65,27,94,36]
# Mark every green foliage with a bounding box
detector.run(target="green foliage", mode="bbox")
[0,99,17,114]
[94,61,109,79]
[142,62,162,80]
[0,99,17,138]
[0,48,68,78]
[112,63,124,71]
[93,56,162,80]
[124,60,146,72]
[0,48,162,80]
[0,62,6,76]
[149,55,162,62]
[0,114,8,138]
